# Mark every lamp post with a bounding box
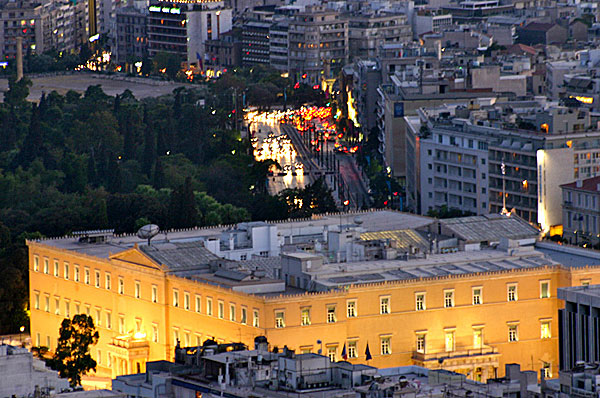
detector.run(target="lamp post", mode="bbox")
[501,162,509,215]
[19,326,24,345]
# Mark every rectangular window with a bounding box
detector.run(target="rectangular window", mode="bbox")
[507,284,517,301]
[348,341,358,358]
[416,334,426,353]
[230,304,236,322]
[508,324,518,342]
[74,266,80,282]
[152,324,159,343]
[97,349,102,365]
[65,301,70,317]
[540,281,550,298]
[472,287,482,305]
[542,362,551,378]
[55,298,60,315]
[44,258,49,274]
[95,270,100,288]
[241,307,247,324]
[173,329,179,344]
[47,336,51,350]
[415,293,426,311]
[95,309,101,326]
[105,273,111,290]
[184,293,190,310]
[45,295,49,312]
[64,263,69,280]
[444,290,454,308]
[135,281,141,299]
[445,331,455,352]
[301,308,311,325]
[347,300,357,317]
[207,298,213,316]
[34,292,40,310]
[195,295,201,313]
[253,309,259,327]
[173,290,179,307]
[380,337,391,355]
[84,268,90,284]
[218,301,224,319]
[473,328,483,349]
[152,285,157,303]
[119,316,125,334]
[380,297,390,314]
[54,261,59,277]
[34,256,39,272]
[75,302,80,314]
[327,346,337,362]
[275,310,285,328]
[327,306,336,323]
[541,321,551,339]
[118,277,124,294]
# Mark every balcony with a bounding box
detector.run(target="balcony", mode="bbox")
[412,345,500,380]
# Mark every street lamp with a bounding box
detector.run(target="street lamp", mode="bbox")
[19,325,24,344]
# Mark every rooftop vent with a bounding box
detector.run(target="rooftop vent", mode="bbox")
[72,229,114,244]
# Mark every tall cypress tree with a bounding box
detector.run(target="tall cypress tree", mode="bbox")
[142,128,155,176]
[153,157,165,189]
[17,102,43,166]
[107,153,122,193]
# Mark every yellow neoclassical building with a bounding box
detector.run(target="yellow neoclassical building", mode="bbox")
[27,225,600,384]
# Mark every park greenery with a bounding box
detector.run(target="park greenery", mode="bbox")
[0,67,336,334]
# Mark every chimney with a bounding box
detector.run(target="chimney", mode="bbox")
[576,180,583,188]
[16,36,23,81]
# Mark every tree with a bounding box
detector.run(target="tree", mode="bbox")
[48,314,99,387]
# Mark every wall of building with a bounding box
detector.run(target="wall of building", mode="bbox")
[537,147,575,233]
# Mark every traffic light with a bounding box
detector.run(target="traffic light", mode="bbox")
[302,73,307,79]
[294,82,300,89]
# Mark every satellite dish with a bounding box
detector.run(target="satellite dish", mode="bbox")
[137,224,160,246]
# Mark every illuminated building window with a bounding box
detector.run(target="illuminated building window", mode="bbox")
[253,309,259,327]
[347,300,357,317]
[118,277,124,294]
[54,261,59,277]
[416,333,426,353]
[119,316,125,334]
[44,258,49,274]
[34,256,39,272]
[105,273,110,290]
[380,297,390,314]
[44,295,49,312]
[64,263,69,280]
[542,362,551,378]
[34,292,39,310]
[173,290,179,307]
[97,349,102,365]
[107,352,112,367]
[275,310,285,328]
[105,312,111,329]
[95,270,100,288]
[55,298,60,315]
[445,330,455,352]
[195,335,202,346]
[472,287,482,305]
[508,324,518,342]
[380,336,391,355]
[327,306,336,323]
[301,308,311,325]
[184,332,190,347]
[348,340,358,358]
[74,266,80,282]
[75,302,80,314]
[207,298,213,316]
[36,333,40,347]
[152,324,158,343]
[65,301,70,318]
[85,305,90,316]
[195,295,201,313]
[47,336,51,350]
[582,279,591,286]
[230,304,236,322]
[507,284,518,301]
[410,291,424,311]
[327,346,337,362]
[218,301,224,319]
[152,285,157,303]
[541,321,551,339]
[184,292,190,310]
[84,268,90,284]
[444,290,454,308]
[96,309,101,326]
[135,282,141,299]
[241,307,247,324]
[473,328,483,349]
[540,281,550,298]
[173,328,179,344]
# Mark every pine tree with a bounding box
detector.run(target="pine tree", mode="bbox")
[153,157,165,189]
[87,153,97,186]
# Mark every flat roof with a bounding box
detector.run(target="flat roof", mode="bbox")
[440,214,540,243]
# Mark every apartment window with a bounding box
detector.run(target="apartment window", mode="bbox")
[84,268,90,284]
[230,304,236,322]
[241,307,247,324]
[541,321,551,339]
[542,362,552,378]
[54,298,60,315]
[105,273,111,290]
[64,263,69,280]
[44,258,49,274]
[327,346,337,362]
[44,295,49,312]
[347,300,357,317]
[118,277,124,294]
[135,281,141,299]
[380,337,391,355]
[119,316,125,334]
[152,324,159,343]
[218,301,224,319]
[105,312,111,329]
[507,284,517,301]
[207,298,213,316]
[348,341,358,358]
[275,310,285,328]
[327,306,336,323]
[184,292,190,310]
[74,266,80,282]
[152,285,157,303]
[195,295,201,313]
[253,309,259,327]
[416,333,426,353]
[508,324,518,342]
[173,290,179,307]
[415,293,426,311]
[65,301,70,318]
[473,328,483,349]
[301,308,311,326]
[445,330,455,352]
[540,281,550,298]
[34,256,39,272]
[95,270,100,288]
[380,297,390,314]
[95,309,101,326]
[444,290,454,308]
[54,261,59,277]
[34,292,40,310]
[472,287,482,305]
